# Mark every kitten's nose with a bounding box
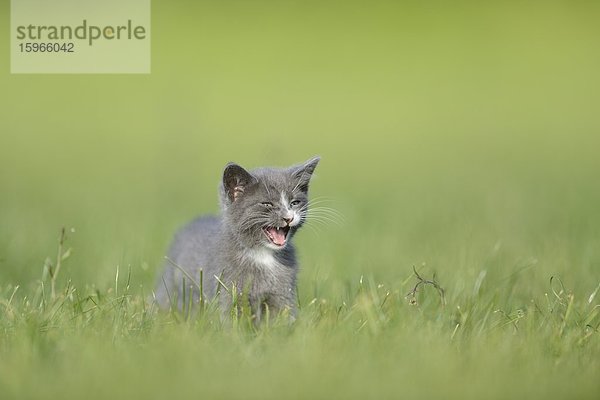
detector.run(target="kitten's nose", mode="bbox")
[283,216,293,225]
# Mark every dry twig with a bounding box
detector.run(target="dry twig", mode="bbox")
[405,266,446,308]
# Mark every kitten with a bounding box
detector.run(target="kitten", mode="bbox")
[154,157,320,321]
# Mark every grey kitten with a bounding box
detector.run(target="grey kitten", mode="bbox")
[154,156,320,321]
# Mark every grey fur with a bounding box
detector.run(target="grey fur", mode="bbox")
[154,156,320,321]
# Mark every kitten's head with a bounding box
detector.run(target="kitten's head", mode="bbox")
[219,157,320,250]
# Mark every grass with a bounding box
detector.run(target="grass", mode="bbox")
[1,1,600,399]
[1,227,599,399]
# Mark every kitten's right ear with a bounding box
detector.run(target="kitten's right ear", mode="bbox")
[223,163,257,202]
[290,156,320,193]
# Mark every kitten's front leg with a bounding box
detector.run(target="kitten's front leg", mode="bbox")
[219,286,297,324]
[218,287,254,322]
[264,288,297,322]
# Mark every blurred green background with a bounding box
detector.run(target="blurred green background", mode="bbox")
[2,0,599,293]
[1,1,600,398]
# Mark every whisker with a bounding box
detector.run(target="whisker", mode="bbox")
[306,208,345,219]
[307,205,344,214]
[301,222,323,238]
[303,208,345,223]
[306,217,342,226]
[263,181,272,197]
[306,210,343,220]
[239,216,270,231]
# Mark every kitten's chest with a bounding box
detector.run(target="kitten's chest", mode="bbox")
[219,246,296,296]
[234,248,295,287]
[218,247,297,309]
[245,248,281,270]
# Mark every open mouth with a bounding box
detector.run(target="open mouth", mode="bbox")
[262,226,290,247]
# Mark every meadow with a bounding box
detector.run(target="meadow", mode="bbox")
[1,1,599,399]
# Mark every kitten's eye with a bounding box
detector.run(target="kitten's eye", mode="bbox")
[261,202,274,207]
[290,200,301,207]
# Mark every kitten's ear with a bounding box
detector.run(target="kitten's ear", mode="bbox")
[291,156,320,193]
[223,163,257,202]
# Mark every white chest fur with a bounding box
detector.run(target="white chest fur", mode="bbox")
[243,248,280,271]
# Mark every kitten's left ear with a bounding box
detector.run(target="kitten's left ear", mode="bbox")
[223,163,258,202]
[291,156,320,193]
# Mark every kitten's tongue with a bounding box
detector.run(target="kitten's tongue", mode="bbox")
[267,227,286,246]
